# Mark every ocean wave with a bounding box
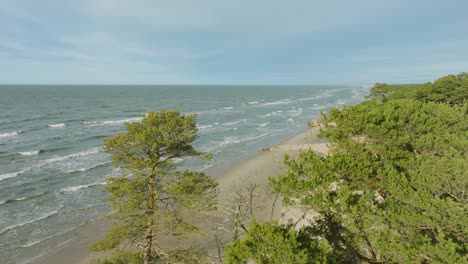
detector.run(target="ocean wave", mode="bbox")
[40,147,101,166]
[224,106,234,110]
[2,148,104,178]
[0,131,20,138]
[311,105,327,110]
[0,168,28,181]
[60,182,106,193]
[299,96,320,101]
[195,109,217,116]
[81,134,109,142]
[0,192,47,206]
[0,172,21,181]
[262,99,293,106]
[83,117,142,127]
[0,209,61,235]
[222,119,247,126]
[288,108,303,117]
[247,101,259,105]
[18,150,42,156]
[260,111,279,118]
[287,118,296,126]
[202,132,273,152]
[197,124,214,130]
[123,109,146,113]
[258,122,270,127]
[20,222,87,248]
[64,161,111,173]
[48,123,65,128]
[38,146,68,154]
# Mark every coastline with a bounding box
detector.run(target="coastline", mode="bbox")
[34,125,327,264]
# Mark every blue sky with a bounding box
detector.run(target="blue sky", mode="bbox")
[1,0,467,84]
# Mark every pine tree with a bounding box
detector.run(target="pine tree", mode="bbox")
[89,110,218,264]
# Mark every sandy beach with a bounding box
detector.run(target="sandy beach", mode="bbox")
[34,125,327,264]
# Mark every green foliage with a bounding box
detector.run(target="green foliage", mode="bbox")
[91,251,144,264]
[367,83,391,101]
[381,72,468,105]
[90,110,218,263]
[225,221,335,264]
[271,83,467,263]
[91,248,210,264]
[261,73,468,263]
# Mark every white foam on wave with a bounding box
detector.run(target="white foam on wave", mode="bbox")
[60,182,106,193]
[40,147,101,166]
[247,101,259,105]
[222,119,247,126]
[83,117,142,127]
[48,123,65,128]
[19,150,40,156]
[299,96,321,101]
[0,131,19,138]
[260,111,279,118]
[0,192,47,206]
[201,132,274,152]
[197,124,213,130]
[288,108,303,117]
[224,106,234,110]
[64,160,111,173]
[0,169,28,181]
[1,148,104,180]
[14,196,30,201]
[258,122,270,127]
[262,99,293,106]
[0,172,20,181]
[20,222,87,248]
[0,209,61,235]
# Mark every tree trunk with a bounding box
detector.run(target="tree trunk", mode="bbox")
[144,176,155,264]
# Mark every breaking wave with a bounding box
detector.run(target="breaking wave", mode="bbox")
[262,99,293,106]
[18,150,42,156]
[222,119,247,126]
[60,182,106,193]
[0,209,61,235]
[83,117,142,127]
[48,123,65,128]
[0,169,28,181]
[0,131,20,138]
[0,192,47,206]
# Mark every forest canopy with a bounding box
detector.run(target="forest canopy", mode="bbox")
[227,73,468,263]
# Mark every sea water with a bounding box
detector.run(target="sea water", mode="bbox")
[0,85,369,263]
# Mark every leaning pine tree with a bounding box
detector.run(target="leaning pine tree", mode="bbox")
[89,110,218,264]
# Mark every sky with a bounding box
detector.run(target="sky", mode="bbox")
[1,0,467,85]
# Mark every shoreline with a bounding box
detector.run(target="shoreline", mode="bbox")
[34,125,327,264]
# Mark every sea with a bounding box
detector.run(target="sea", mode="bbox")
[0,85,369,263]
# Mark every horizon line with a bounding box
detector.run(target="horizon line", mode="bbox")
[0,83,389,86]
